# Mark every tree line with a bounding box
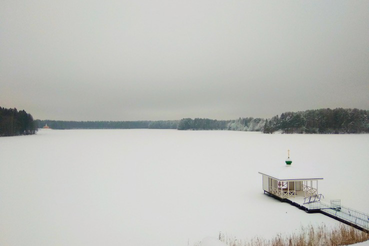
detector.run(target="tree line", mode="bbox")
[0,107,37,136]
[177,117,265,131]
[263,108,369,134]
[35,120,179,130]
[33,108,369,134]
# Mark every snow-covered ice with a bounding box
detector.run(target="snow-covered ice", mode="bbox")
[199,237,227,246]
[0,129,368,245]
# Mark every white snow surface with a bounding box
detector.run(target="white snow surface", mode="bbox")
[198,237,227,246]
[355,241,369,246]
[0,130,368,246]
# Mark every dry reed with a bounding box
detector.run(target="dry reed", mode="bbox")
[216,223,369,246]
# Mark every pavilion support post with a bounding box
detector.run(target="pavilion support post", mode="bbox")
[317,180,318,194]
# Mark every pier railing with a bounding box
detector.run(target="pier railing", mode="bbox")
[306,200,369,232]
[323,204,369,231]
[265,191,369,233]
[303,194,324,204]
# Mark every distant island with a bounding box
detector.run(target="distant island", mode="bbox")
[34,108,369,134]
[0,107,37,136]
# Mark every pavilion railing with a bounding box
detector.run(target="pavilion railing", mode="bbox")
[303,184,318,196]
[269,187,297,198]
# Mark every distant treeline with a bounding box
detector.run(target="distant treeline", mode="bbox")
[35,108,369,134]
[264,108,369,134]
[0,107,37,136]
[177,118,265,131]
[35,120,179,130]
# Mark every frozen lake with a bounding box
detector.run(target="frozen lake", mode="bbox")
[1,129,368,245]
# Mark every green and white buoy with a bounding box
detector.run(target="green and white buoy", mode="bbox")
[285,149,292,165]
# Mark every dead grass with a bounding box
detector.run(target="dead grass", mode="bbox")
[217,224,369,246]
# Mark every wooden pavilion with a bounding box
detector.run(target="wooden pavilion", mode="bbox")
[258,151,323,200]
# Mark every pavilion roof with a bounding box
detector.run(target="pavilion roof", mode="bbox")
[258,164,323,181]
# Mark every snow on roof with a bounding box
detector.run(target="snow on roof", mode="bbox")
[258,163,323,181]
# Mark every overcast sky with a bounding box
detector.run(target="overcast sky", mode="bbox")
[1,1,368,121]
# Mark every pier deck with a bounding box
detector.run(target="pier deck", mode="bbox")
[264,191,369,233]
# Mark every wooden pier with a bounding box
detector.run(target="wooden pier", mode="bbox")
[264,191,369,233]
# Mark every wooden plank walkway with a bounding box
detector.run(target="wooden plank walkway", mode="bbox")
[319,203,369,233]
[264,191,369,233]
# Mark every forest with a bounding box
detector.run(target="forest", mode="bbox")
[5,107,368,135]
[178,108,369,133]
[0,107,37,136]
[35,120,179,130]
[177,117,265,131]
[263,108,369,134]
[36,118,265,131]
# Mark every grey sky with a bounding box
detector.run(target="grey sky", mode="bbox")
[1,1,368,121]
